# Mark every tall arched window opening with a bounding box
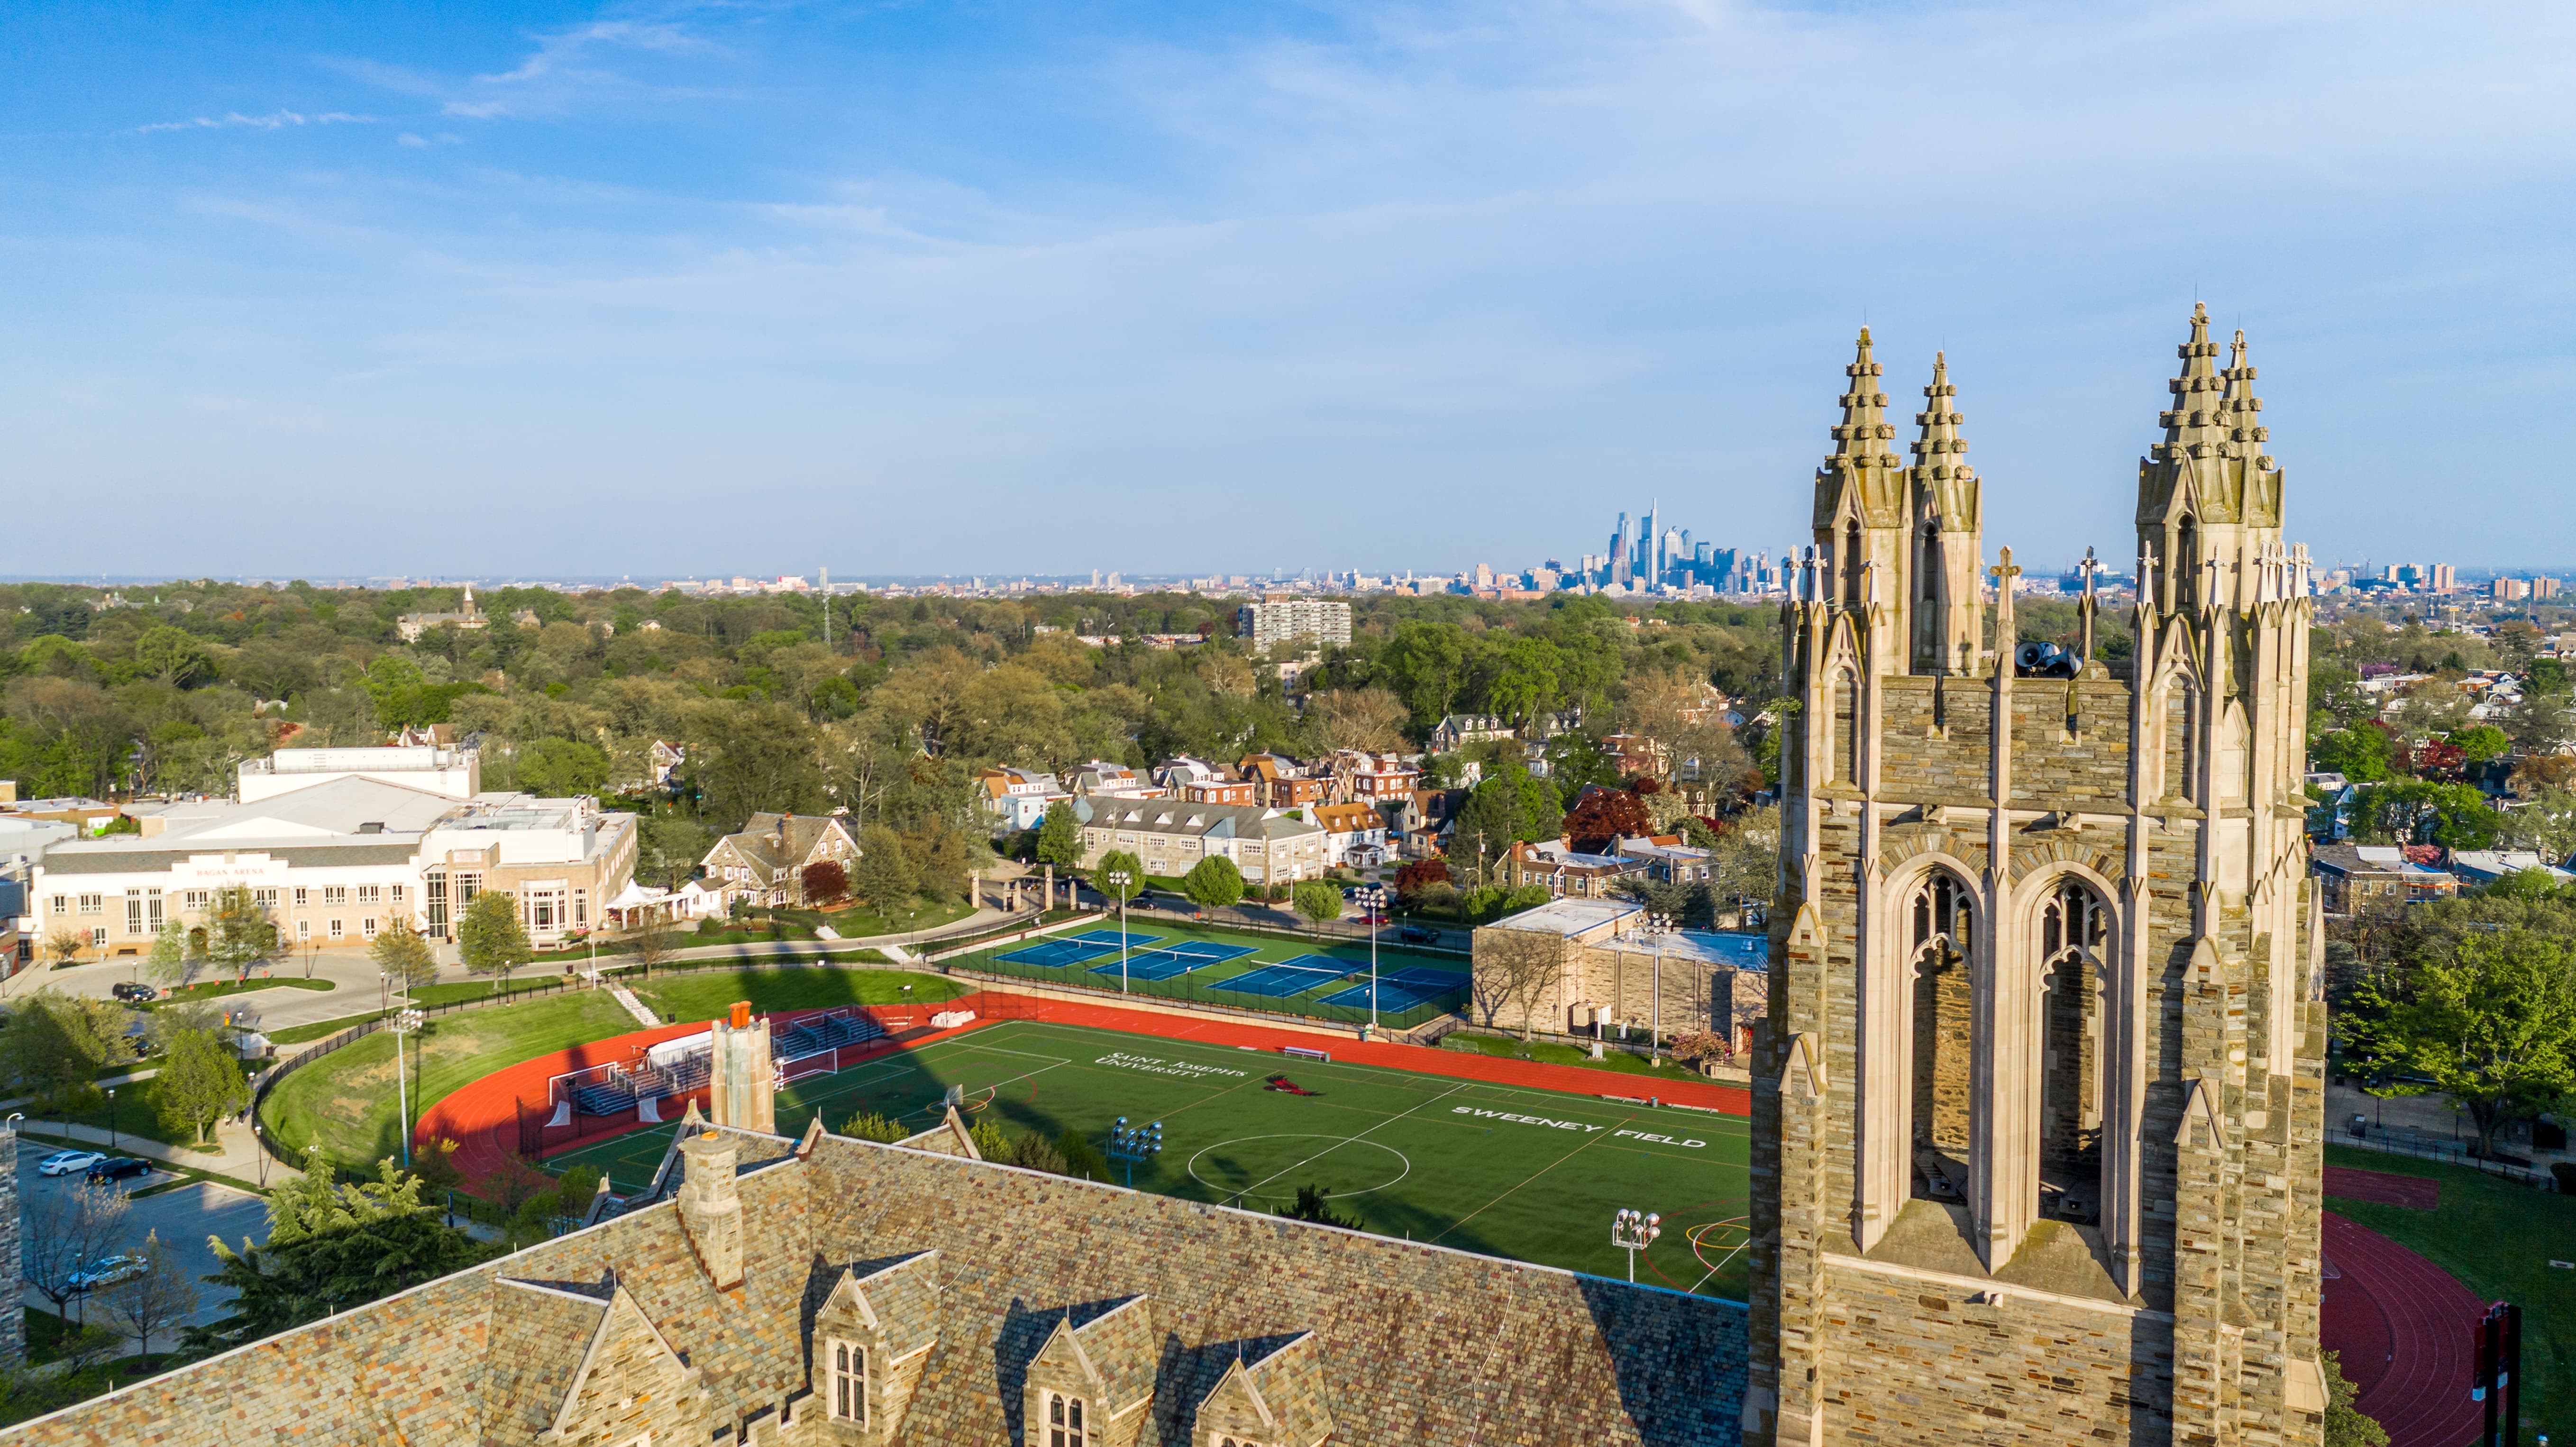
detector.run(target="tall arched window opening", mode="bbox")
[1844,520,1865,609]
[2038,881,2108,1223]
[1909,874,1974,1201]
[1913,525,1943,672]
[2174,517,2199,612]
[1832,670,1858,787]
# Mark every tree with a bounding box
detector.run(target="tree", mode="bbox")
[1305,688,1408,756]
[2310,725,2394,783]
[456,889,532,985]
[1094,849,1145,903]
[515,737,611,796]
[1180,854,1244,916]
[1034,800,1083,870]
[156,1026,249,1146]
[2349,927,2576,1157]
[191,1145,490,1353]
[801,859,849,906]
[22,1175,129,1324]
[850,824,919,911]
[1562,785,1653,854]
[2448,723,2511,766]
[1279,1183,1361,1230]
[202,883,279,984]
[1393,858,1450,900]
[101,1229,200,1370]
[43,924,87,969]
[2347,778,2500,848]
[1470,925,1560,1039]
[628,920,680,980]
[369,916,438,991]
[133,625,214,688]
[142,918,195,989]
[1708,803,1781,924]
[0,989,134,1119]
[1292,880,1343,936]
[841,1110,911,1143]
[639,814,711,891]
[2321,1349,2387,1447]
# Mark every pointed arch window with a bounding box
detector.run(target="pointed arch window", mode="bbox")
[2174,516,2200,611]
[1050,1392,1086,1447]
[2038,880,2110,1222]
[1844,519,1864,609]
[1831,669,1858,786]
[1909,873,1974,1201]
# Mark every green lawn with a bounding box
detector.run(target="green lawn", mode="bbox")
[796,897,976,938]
[1441,1031,1695,1081]
[269,1011,392,1045]
[153,976,336,1003]
[261,991,638,1175]
[2326,1144,2571,1432]
[549,1019,1753,1294]
[52,1073,221,1153]
[949,918,1470,1028]
[630,966,964,1024]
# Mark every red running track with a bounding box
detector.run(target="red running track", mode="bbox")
[2319,1210,2485,1447]
[2325,1164,2442,1211]
[417,989,1749,1186]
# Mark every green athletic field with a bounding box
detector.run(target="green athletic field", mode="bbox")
[548,1019,1752,1297]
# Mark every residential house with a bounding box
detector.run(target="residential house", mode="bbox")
[1430,714,1517,754]
[1151,757,1228,793]
[1601,732,1671,782]
[1312,801,1388,869]
[972,766,1071,833]
[1384,787,1464,860]
[1617,834,1713,884]
[1075,798,1327,885]
[1239,754,1331,808]
[1337,751,1421,803]
[2448,849,2576,889]
[1180,778,1259,805]
[1504,838,1649,899]
[2310,843,2459,913]
[699,812,861,910]
[1066,761,1164,799]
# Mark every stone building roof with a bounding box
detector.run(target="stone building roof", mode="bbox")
[705,811,855,878]
[7,1127,1746,1446]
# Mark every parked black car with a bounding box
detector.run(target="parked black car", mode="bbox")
[84,1157,149,1183]
[110,983,157,1003]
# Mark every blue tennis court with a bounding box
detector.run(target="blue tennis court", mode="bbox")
[1387,967,1470,988]
[996,938,1110,968]
[1071,929,1162,949]
[1166,941,1257,962]
[1215,960,1353,999]
[1319,977,1464,1013]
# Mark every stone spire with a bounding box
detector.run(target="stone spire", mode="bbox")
[1909,352,1968,480]
[2150,301,2230,464]
[2218,328,2270,462]
[1827,328,1900,470]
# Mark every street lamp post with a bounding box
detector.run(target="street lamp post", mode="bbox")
[1106,1116,1162,1187]
[391,1008,425,1168]
[1611,1206,1663,1283]
[106,1087,116,1150]
[1357,884,1387,1034]
[254,1120,267,1188]
[1106,869,1133,993]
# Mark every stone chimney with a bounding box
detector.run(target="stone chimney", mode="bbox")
[707,1002,775,1135]
[676,1128,744,1291]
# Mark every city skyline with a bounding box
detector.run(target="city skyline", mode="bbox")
[5,4,2574,577]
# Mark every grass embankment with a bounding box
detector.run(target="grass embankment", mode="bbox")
[630,966,964,1023]
[155,976,335,1002]
[259,966,962,1176]
[49,1074,218,1153]
[1441,1031,1704,1081]
[2324,1144,2574,1430]
[260,992,637,1174]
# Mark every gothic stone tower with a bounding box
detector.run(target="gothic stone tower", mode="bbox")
[1744,306,2329,1447]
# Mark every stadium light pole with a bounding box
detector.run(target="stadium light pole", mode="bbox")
[1647,911,1672,1064]
[1358,884,1387,1033]
[1106,868,1133,993]
[392,1008,425,1167]
[1107,1115,1162,1187]
[1611,1207,1662,1283]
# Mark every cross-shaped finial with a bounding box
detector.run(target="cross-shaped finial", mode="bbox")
[1988,546,2020,588]
[2077,546,2102,600]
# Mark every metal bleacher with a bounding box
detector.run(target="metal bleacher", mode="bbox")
[571,1078,639,1116]
[776,1010,886,1061]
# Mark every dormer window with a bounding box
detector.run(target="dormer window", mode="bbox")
[830,1340,866,1422]
[1048,1392,1087,1447]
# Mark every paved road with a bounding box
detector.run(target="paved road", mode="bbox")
[16,1138,269,1349]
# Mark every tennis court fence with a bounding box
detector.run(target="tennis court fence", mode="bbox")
[943,934,1471,1031]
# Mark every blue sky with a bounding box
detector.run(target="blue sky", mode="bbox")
[2,1,2569,580]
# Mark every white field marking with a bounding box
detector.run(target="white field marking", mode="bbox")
[1185,1135,1412,1200]
[1429,1111,1635,1244]
[1233,1082,1472,1201]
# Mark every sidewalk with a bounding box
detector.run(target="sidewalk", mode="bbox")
[12,1110,296,1189]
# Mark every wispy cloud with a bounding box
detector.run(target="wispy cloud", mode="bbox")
[133,109,375,136]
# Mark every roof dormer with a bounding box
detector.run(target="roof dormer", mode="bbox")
[802,1251,942,1443]
[1191,1333,1332,1447]
[1023,1296,1155,1447]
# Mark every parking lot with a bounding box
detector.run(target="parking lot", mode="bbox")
[17,1139,268,1346]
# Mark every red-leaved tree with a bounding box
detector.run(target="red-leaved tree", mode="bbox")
[1564,787,1653,854]
[1393,858,1450,899]
[802,860,850,906]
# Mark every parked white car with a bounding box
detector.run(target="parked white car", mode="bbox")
[36,1150,105,1177]
[66,1255,145,1292]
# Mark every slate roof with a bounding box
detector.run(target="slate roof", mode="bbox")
[5,1128,1747,1447]
[707,812,854,876]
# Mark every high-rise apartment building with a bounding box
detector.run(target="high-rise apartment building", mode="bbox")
[1237,598,1352,650]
